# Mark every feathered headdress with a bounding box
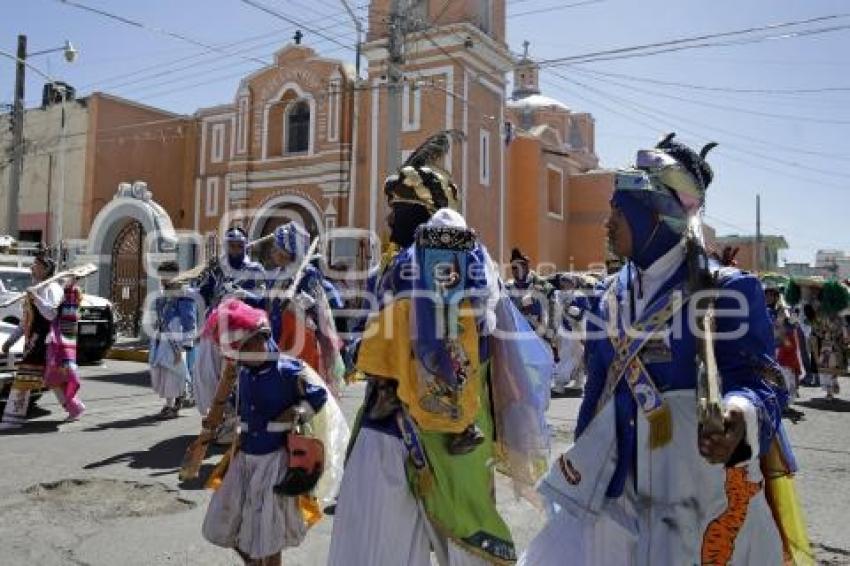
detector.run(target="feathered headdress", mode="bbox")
[273,221,310,263]
[614,133,718,237]
[384,130,464,214]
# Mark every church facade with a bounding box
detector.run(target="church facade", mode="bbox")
[67,0,614,318]
[186,0,612,273]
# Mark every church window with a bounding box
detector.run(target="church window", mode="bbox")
[480,129,491,186]
[547,165,564,219]
[286,100,310,154]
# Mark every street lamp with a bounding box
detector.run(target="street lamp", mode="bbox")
[30,39,78,63]
[2,34,78,243]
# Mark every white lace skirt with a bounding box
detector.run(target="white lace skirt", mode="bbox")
[149,340,188,400]
[202,450,307,559]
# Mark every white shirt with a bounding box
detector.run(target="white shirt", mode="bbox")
[621,241,686,328]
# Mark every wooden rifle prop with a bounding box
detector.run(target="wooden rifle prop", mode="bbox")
[178,235,322,482]
[0,263,97,308]
[169,232,277,285]
[687,219,724,435]
[267,236,322,300]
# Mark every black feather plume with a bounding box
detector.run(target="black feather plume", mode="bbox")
[404,129,466,169]
[656,132,676,148]
[699,142,718,159]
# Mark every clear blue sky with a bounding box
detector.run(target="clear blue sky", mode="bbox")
[3,0,848,263]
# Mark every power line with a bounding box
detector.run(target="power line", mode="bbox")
[78,27,298,91]
[76,12,358,94]
[549,71,850,180]
[534,13,850,67]
[567,67,850,126]
[237,0,355,51]
[542,71,850,187]
[568,67,850,96]
[558,70,850,162]
[94,21,357,97]
[554,23,850,66]
[550,84,846,251]
[508,0,606,18]
[54,0,269,66]
[134,45,351,103]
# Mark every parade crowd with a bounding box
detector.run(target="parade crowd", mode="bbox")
[3,131,842,565]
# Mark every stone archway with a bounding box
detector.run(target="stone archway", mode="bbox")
[86,183,179,337]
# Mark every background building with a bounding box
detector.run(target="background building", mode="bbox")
[814,249,850,279]
[714,234,789,272]
[2,0,619,335]
[505,44,611,273]
[0,90,194,248]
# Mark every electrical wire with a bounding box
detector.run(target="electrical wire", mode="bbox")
[54,0,270,65]
[508,0,606,19]
[534,13,850,67]
[557,70,850,162]
[78,15,359,95]
[567,67,850,126]
[543,71,850,186]
[102,23,357,97]
[567,67,850,96]
[237,0,355,51]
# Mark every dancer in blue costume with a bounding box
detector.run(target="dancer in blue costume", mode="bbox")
[522,134,811,565]
[198,227,266,313]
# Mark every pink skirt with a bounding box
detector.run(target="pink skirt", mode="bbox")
[43,325,80,400]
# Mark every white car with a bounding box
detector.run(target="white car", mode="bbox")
[0,267,116,363]
[0,320,31,405]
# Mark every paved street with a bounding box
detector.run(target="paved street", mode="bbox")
[1,361,849,565]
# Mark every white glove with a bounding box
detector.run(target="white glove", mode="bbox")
[293,291,316,310]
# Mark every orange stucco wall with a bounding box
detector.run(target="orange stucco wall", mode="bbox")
[84,94,195,231]
[507,135,542,264]
[566,170,615,271]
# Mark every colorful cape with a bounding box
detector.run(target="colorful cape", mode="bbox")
[356,296,515,563]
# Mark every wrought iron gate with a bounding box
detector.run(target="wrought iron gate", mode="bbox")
[110,220,146,337]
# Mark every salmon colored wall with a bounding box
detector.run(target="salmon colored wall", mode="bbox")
[463,79,502,256]
[507,135,542,264]
[85,94,194,231]
[538,155,570,271]
[566,170,614,270]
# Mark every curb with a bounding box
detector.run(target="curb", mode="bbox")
[105,348,149,363]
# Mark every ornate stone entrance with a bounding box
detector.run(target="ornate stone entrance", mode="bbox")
[85,182,181,338]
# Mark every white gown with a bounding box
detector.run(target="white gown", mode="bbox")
[520,392,784,566]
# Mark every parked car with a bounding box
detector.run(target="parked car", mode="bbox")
[0,266,116,363]
[0,320,35,407]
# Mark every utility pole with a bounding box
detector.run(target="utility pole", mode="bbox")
[339,0,363,78]
[6,35,27,240]
[386,0,406,173]
[755,193,762,273]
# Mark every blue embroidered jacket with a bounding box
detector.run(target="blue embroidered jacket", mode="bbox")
[576,262,788,498]
[238,355,328,455]
[198,255,266,311]
[152,292,197,349]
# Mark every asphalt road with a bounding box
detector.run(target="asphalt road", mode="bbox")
[0,361,848,565]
